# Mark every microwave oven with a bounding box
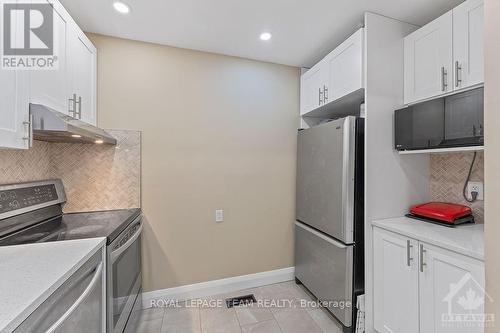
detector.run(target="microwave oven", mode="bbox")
[395,87,484,151]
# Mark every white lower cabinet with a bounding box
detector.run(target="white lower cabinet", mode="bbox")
[374,227,485,333]
[419,243,485,333]
[373,228,419,333]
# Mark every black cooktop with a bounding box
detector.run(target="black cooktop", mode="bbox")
[0,208,141,246]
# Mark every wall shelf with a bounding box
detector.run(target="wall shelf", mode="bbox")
[398,146,484,155]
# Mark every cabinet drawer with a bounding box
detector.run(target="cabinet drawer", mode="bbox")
[295,222,353,326]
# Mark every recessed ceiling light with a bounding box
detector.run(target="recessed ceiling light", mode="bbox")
[259,32,272,41]
[71,134,82,138]
[113,1,130,14]
[95,139,104,144]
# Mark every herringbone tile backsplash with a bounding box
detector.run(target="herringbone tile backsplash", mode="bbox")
[0,136,483,223]
[430,152,484,223]
[0,130,141,213]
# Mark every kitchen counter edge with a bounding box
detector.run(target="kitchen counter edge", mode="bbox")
[372,217,484,261]
[0,237,106,333]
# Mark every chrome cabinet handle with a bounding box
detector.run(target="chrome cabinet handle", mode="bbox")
[319,88,323,106]
[22,113,33,148]
[441,67,448,92]
[67,97,72,115]
[29,113,33,147]
[22,120,30,143]
[77,96,82,119]
[455,61,462,88]
[68,93,77,118]
[68,94,82,119]
[419,244,427,272]
[407,240,413,267]
[45,262,103,333]
[323,85,328,103]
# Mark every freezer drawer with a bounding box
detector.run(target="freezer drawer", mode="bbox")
[295,222,354,327]
[296,116,356,243]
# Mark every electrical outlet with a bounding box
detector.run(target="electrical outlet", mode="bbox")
[467,182,484,201]
[215,210,224,222]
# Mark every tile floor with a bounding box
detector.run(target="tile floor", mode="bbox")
[135,281,344,333]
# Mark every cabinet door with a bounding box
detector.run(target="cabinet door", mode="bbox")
[29,0,69,114]
[419,243,485,333]
[453,0,484,90]
[68,28,97,125]
[300,64,325,115]
[0,1,30,149]
[373,228,419,333]
[325,28,363,103]
[404,12,453,104]
[444,88,484,142]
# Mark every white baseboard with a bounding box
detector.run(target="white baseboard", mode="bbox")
[141,267,295,309]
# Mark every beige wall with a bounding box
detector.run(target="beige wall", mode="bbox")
[88,34,300,292]
[484,0,500,329]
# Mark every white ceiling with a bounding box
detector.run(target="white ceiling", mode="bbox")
[60,0,463,68]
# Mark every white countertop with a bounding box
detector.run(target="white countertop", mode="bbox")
[0,238,106,333]
[372,217,484,261]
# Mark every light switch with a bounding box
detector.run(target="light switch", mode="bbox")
[215,210,224,222]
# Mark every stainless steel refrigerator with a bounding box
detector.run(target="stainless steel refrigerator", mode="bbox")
[295,116,364,333]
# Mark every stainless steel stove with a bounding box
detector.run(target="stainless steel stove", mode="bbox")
[0,179,143,333]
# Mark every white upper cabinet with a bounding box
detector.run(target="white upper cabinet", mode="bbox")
[325,29,364,103]
[404,12,453,104]
[300,28,364,116]
[0,1,30,150]
[0,70,29,149]
[300,63,326,115]
[453,0,484,90]
[29,0,69,113]
[404,0,484,105]
[68,28,97,125]
[373,228,419,333]
[1,0,98,149]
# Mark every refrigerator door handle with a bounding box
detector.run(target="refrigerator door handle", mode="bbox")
[295,222,347,248]
[341,117,356,242]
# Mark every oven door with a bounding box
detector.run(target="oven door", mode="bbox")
[107,216,143,333]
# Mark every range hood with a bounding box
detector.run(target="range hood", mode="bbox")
[30,104,117,145]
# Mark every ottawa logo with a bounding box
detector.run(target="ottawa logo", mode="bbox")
[441,273,494,328]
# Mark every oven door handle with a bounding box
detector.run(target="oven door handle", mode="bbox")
[110,222,143,263]
[45,262,103,333]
